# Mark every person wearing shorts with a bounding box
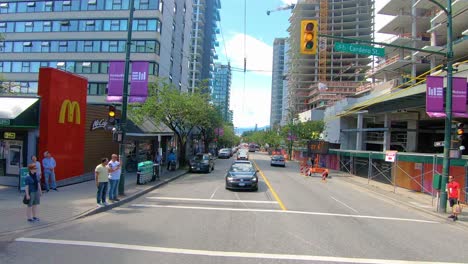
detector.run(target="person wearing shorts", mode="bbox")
[25,163,42,223]
[447,175,461,221]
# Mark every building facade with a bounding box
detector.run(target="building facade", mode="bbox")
[158,0,193,92]
[287,0,374,114]
[189,0,221,93]
[212,63,231,122]
[270,38,287,127]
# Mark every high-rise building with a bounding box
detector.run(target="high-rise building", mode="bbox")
[189,0,221,93]
[287,0,374,114]
[0,0,192,97]
[270,38,287,127]
[281,41,291,126]
[158,0,193,92]
[212,63,231,122]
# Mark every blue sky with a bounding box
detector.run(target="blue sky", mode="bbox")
[217,0,392,129]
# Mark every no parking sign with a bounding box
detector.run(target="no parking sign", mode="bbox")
[385,151,397,162]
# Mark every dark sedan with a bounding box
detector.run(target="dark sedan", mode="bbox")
[225,162,258,191]
[189,153,214,173]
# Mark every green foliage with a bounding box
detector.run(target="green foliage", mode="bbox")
[130,79,213,164]
[218,124,240,147]
[241,120,325,148]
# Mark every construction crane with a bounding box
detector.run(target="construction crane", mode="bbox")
[266,4,295,16]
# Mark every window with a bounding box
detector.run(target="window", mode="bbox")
[159,0,163,13]
[63,1,71,6]
[60,20,70,26]
[138,0,149,9]
[27,2,35,7]
[41,41,50,52]
[135,41,146,52]
[88,0,97,5]
[23,42,32,47]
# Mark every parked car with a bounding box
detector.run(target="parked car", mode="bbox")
[270,155,286,167]
[189,153,215,173]
[237,149,249,160]
[225,162,258,191]
[218,148,231,159]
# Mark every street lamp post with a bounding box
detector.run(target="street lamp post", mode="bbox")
[118,0,135,195]
[428,0,453,213]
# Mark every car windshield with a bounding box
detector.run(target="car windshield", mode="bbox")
[220,149,230,153]
[230,163,253,172]
[272,155,284,160]
[193,155,209,161]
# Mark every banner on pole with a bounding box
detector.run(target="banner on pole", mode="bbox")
[107,61,125,102]
[452,77,467,113]
[106,61,149,103]
[426,76,444,114]
[129,61,149,103]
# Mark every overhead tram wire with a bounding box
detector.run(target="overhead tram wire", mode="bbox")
[242,0,247,113]
[219,21,230,64]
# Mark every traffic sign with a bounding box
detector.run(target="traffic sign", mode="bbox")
[334,42,385,57]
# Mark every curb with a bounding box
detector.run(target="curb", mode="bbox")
[78,170,188,218]
[0,170,188,240]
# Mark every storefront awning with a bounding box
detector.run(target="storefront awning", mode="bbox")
[126,117,174,137]
[0,97,40,128]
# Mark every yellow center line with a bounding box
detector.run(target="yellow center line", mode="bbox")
[252,161,287,211]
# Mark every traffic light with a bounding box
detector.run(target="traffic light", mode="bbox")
[108,105,116,125]
[456,123,464,141]
[300,20,318,55]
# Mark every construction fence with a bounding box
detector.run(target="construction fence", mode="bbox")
[292,149,468,203]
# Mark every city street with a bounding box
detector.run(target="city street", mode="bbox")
[1,152,468,264]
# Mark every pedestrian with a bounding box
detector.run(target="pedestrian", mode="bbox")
[25,163,42,223]
[107,154,121,202]
[322,169,329,182]
[447,175,461,221]
[31,155,42,181]
[42,151,57,192]
[167,150,176,170]
[95,158,110,207]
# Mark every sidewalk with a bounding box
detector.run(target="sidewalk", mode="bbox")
[0,168,188,237]
[328,169,468,227]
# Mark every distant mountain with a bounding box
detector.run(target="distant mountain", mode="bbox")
[235,126,270,135]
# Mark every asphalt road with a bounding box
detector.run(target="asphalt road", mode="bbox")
[1,152,468,264]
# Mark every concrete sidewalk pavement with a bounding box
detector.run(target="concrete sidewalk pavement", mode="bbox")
[0,168,188,237]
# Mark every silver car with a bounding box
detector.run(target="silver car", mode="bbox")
[270,155,286,167]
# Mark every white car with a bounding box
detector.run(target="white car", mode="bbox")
[237,150,249,160]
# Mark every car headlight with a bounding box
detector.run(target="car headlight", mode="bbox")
[227,176,234,181]
[251,177,258,182]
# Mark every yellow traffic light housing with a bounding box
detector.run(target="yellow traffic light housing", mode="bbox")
[108,105,116,125]
[300,20,318,55]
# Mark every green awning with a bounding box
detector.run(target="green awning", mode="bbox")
[0,97,40,128]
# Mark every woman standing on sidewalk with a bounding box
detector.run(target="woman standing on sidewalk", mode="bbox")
[25,163,42,223]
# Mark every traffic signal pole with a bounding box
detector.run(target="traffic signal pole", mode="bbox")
[429,0,453,213]
[118,0,135,195]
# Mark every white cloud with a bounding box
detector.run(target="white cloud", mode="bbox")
[230,82,271,128]
[281,0,297,5]
[223,33,273,76]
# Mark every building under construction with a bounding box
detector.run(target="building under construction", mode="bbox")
[287,0,374,116]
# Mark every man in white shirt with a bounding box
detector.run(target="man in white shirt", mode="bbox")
[107,154,121,202]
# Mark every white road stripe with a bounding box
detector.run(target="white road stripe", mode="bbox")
[330,196,359,213]
[15,237,462,264]
[209,187,219,199]
[131,204,438,224]
[146,197,278,204]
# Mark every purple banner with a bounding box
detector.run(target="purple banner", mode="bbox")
[426,76,444,113]
[129,61,149,103]
[107,61,125,102]
[452,77,467,113]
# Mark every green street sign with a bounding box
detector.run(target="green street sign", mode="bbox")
[334,42,385,57]
[0,119,11,126]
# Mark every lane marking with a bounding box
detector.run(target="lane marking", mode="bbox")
[409,201,433,209]
[130,204,439,224]
[146,197,278,204]
[209,186,219,199]
[252,160,287,211]
[16,238,462,264]
[330,196,359,213]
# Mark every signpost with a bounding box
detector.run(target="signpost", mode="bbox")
[334,42,385,57]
